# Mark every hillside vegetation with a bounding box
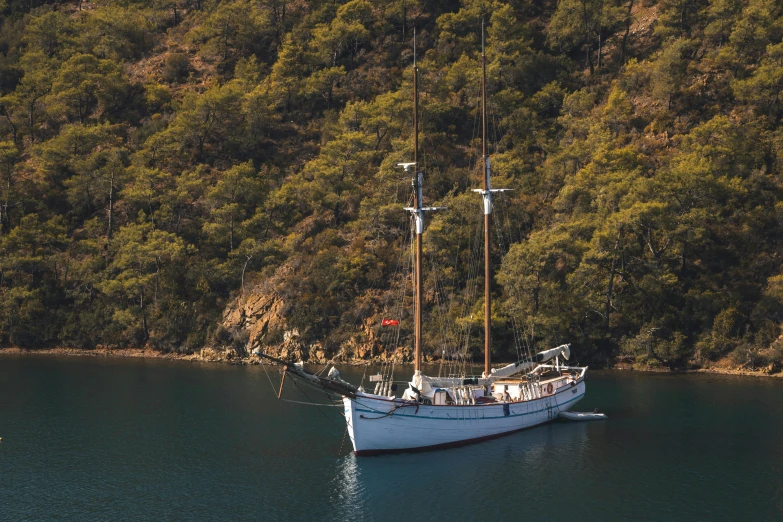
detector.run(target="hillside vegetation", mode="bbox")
[2,0,783,371]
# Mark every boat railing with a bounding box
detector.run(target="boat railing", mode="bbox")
[445,374,484,380]
[534,364,587,377]
[531,365,587,395]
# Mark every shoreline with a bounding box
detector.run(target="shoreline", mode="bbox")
[0,346,202,361]
[1,346,781,379]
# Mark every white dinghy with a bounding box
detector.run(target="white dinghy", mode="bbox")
[559,411,607,421]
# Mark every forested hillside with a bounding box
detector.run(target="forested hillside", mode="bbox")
[2,0,783,371]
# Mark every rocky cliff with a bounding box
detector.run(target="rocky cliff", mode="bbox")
[220,262,412,364]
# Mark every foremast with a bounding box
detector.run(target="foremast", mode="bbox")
[400,28,443,377]
[473,18,509,378]
[413,28,421,375]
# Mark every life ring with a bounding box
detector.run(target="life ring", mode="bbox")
[546,383,554,394]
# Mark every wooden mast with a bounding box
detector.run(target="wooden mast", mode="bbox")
[413,28,422,374]
[402,30,442,375]
[482,18,491,377]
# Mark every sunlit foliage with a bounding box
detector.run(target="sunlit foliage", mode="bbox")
[1,0,783,371]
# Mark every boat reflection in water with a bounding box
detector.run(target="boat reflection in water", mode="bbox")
[330,417,594,517]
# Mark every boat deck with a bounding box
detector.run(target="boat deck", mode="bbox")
[490,369,582,403]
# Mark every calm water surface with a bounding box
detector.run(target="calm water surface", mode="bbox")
[1,356,782,521]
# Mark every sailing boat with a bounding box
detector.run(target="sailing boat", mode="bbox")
[260,23,587,455]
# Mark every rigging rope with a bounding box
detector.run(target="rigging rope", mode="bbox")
[290,377,345,431]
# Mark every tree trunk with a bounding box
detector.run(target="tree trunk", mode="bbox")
[597,0,603,71]
[2,168,10,235]
[222,19,231,62]
[241,255,252,295]
[154,258,160,303]
[402,4,406,42]
[30,242,36,286]
[647,225,662,267]
[197,109,214,159]
[272,0,283,45]
[28,101,36,143]
[148,194,155,226]
[107,169,114,240]
[680,3,687,33]
[597,32,602,70]
[621,0,635,62]
[605,257,616,335]
[1,105,18,145]
[229,215,234,251]
[140,286,149,341]
[605,237,621,335]
[582,0,595,75]
[680,240,687,275]
[533,270,540,314]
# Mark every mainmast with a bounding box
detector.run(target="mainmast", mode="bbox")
[474,18,509,378]
[482,19,491,377]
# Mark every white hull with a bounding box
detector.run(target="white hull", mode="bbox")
[343,379,586,455]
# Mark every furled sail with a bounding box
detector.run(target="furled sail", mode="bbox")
[405,344,572,397]
[488,344,571,379]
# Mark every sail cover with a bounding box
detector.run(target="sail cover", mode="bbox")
[489,344,571,379]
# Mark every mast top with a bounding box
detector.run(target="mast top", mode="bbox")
[481,17,484,57]
[414,27,417,66]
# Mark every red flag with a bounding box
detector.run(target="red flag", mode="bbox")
[381,319,399,327]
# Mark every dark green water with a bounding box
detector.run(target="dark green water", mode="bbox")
[1,356,782,521]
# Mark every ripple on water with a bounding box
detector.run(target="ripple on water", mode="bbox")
[1,360,782,521]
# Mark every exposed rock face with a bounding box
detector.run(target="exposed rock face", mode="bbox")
[221,262,412,364]
[221,281,323,362]
[222,290,287,348]
[221,263,298,359]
